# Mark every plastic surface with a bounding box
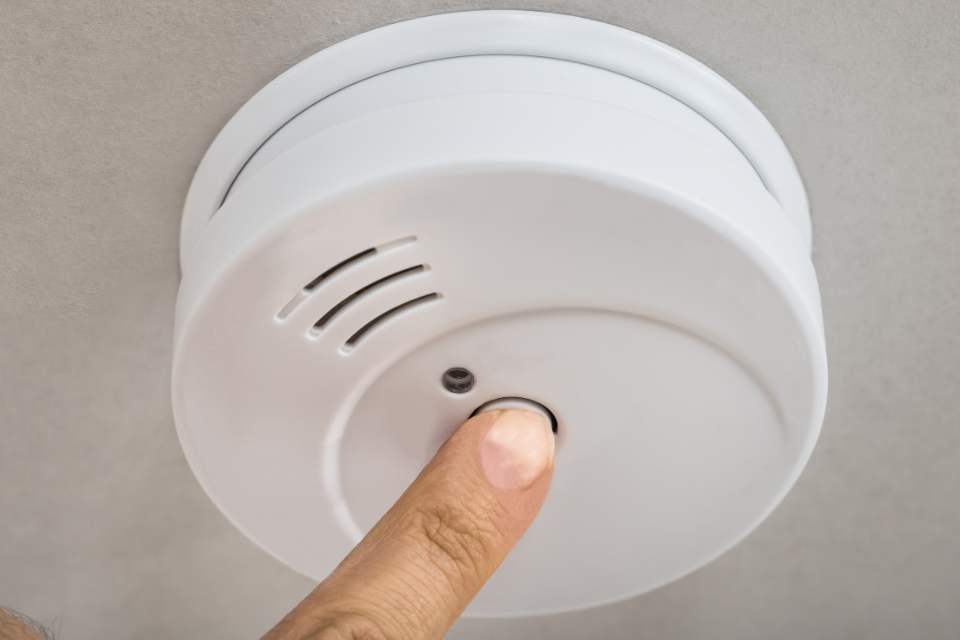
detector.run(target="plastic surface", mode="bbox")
[179,10,812,270]
[173,11,827,617]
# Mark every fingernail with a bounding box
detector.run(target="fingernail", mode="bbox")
[479,409,555,491]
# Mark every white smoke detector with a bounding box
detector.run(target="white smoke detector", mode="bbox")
[173,10,827,616]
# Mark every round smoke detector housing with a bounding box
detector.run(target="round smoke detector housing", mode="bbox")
[173,10,827,617]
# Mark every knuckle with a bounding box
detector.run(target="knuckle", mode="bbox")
[308,611,390,640]
[411,499,503,583]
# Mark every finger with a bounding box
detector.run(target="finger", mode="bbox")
[0,607,49,640]
[264,408,556,640]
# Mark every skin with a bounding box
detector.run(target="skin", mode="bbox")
[264,408,555,640]
[0,609,49,640]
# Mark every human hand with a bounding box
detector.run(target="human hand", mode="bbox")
[263,408,556,639]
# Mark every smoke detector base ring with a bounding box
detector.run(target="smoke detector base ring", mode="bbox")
[173,11,827,618]
[180,10,811,268]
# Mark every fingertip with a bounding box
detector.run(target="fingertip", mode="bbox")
[478,408,555,491]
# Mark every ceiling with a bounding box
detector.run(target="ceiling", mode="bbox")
[1,1,958,638]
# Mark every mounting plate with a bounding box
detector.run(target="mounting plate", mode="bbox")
[181,10,811,269]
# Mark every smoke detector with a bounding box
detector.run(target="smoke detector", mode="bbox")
[173,11,827,616]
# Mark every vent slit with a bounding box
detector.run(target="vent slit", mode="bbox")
[311,265,427,332]
[276,291,308,320]
[304,248,376,291]
[275,235,418,321]
[342,293,441,352]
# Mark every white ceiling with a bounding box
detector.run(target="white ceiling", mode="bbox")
[1,1,958,638]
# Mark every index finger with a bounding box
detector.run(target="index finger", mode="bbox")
[264,408,555,640]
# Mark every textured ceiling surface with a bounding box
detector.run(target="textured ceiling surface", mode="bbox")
[2,1,959,638]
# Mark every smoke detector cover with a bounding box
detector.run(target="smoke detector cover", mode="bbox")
[173,11,827,616]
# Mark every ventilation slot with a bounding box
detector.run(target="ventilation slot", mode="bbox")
[304,248,376,291]
[309,265,428,335]
[276,236,417,320]
[342,293,441,353]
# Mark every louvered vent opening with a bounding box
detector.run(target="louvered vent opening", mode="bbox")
[276,236,441,352]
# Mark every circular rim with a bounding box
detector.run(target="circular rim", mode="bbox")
[180,9,811,270]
